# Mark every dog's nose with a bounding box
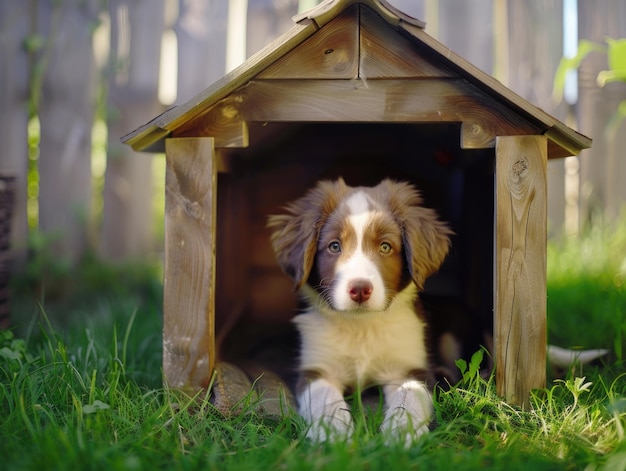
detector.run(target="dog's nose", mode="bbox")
[348,279,373,303]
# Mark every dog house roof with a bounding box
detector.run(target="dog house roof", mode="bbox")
[121,0,591,158]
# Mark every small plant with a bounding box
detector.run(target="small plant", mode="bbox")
[557,376,593,410]
[0,330,34,374]
[455,348,487,389]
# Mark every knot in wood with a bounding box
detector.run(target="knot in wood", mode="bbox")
[184,200,202,219]
[512,155,529,179]
[221,105,239,121]
[470,123,483,136]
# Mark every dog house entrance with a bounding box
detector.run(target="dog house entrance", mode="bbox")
[215,122,494,388]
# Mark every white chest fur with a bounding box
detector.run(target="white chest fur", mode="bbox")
[293,286,428,389]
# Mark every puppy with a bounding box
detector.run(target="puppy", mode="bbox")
[268,178,452,443]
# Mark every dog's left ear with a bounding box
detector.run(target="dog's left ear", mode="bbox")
[381,180,453,290]
[267,179,348,289]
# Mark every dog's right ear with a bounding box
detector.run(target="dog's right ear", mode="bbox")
[379,179,453,291]
[267,179,347,290]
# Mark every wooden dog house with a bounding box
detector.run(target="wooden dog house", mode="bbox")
[122,0,591,407]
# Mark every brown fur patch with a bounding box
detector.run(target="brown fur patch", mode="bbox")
[315,202,357,289]
[373,180,453,290]
[361,212,408,297]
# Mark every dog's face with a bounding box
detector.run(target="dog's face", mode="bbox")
[268,179,452,312]
[312,189,410,311]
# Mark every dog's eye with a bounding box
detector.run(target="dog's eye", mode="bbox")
[328,241,342,253]
[380,242,392,254]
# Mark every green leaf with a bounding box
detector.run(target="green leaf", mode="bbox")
[82,400,111,415]
[455,358,468,375]
[596,39,626,86]
[597,69,626,86]
[0,330,14,343]
[0,346,22,361]
[468,348,484,377]
[553,40,606,102]
[607,38,626,74]
[22,34,46,54]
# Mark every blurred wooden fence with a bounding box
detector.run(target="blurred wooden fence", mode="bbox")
[1,0,625,270]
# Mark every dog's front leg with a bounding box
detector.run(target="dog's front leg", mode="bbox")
[298,378,353,442]
[381,379,432,445]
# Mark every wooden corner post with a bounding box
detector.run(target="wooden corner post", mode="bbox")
[163,137,217,393]
[495,135,547,407]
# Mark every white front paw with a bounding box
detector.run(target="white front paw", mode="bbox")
[299,378,354,442]
[382,380,432,446]
[305,402,353,442]
[381,406,430,446]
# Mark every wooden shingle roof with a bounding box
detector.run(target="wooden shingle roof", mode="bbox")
[121,0,590,159]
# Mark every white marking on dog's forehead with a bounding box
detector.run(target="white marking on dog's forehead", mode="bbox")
[345,191,371,215]
[345,191,374,248]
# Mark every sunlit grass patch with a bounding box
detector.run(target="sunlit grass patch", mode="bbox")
[3,308,626,470]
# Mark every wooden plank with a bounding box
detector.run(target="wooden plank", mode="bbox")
[258,5,359,79]
[175,79,540,148]
[460,121,500,150]
[359,4,455,78]
[494,135,547,407]
[177,106,249,148]
[241,80,537,135]
[163,137,217,392]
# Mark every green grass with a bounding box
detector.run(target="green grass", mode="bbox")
[547,219,626,361]
[2,222,626,470]
[2,315,625,471]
